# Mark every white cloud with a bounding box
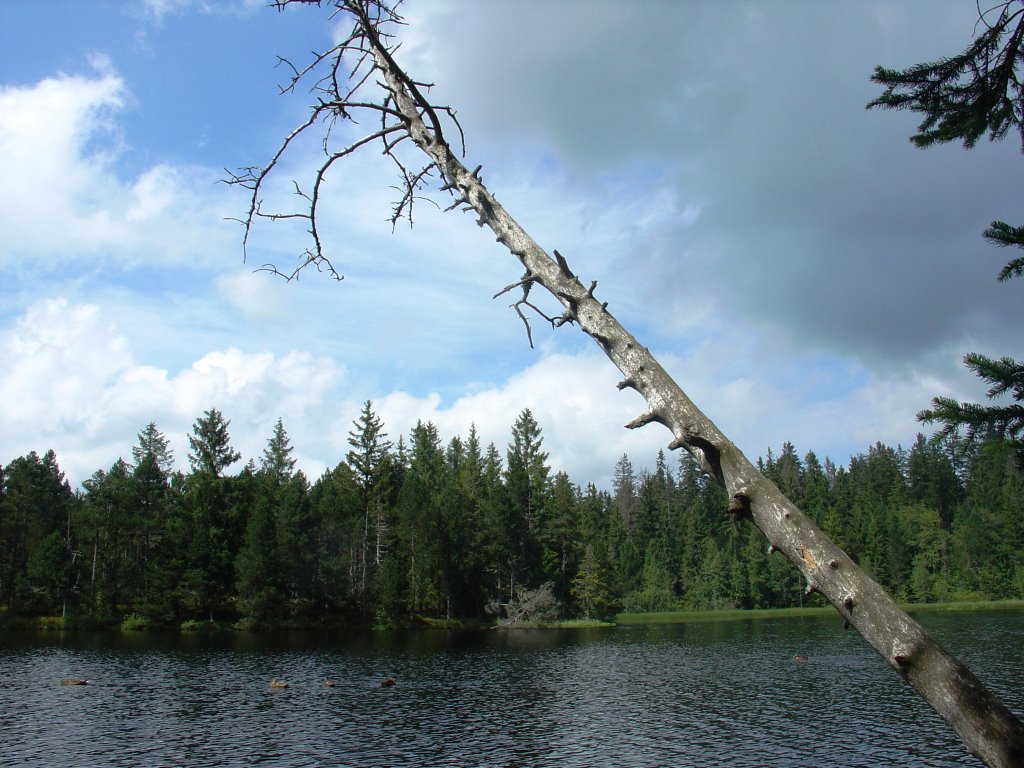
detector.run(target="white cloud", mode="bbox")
[372,352,690,485]
[2,300,130,433]
[0,298,342,484]
[0,67,126,259]
[0,293,983,494]
[142,0,193,17]
[126,164,179,222]
[0,63,230,271]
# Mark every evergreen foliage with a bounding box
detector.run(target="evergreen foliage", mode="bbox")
[188,409,241,477]
[867,2,1024,151]
[3,407,1022,628]
[869,1,1024,455]
[922,354,1024,448]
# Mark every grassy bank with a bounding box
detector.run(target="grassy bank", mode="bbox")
[616,599,1024,626]
[3,600,1020,633]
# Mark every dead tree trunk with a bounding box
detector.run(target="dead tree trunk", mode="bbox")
[235,3,1024,765]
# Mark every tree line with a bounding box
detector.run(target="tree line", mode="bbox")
[1,402,1021,629]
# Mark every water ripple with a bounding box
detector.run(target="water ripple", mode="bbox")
[0,612,1019,767]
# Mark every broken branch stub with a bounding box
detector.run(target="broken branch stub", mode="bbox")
[241,3,1024,766]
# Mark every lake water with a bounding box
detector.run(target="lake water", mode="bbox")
[1,610,1021,767]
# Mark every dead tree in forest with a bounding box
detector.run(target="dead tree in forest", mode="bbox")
[226,2,1024,766]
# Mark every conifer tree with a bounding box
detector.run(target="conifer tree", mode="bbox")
[870,2,1024,455]
[0,450,77,615]
[131,449,175,623]
[187,409,240,478]
[235,487,284,626]
[132,422,174,474]
[309,461,363,612]
[570,543,619,620]
[183,409,242,620]
[504,409,550,590]
[346,400,393,611]
[261,417,297,483]
[611,454,638,534]
[395,420,447,617]
[541,471,581,602]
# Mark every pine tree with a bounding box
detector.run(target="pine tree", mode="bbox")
[0,450,78,616]
[870,3,1024,454]
[132,422,174,474]
[81,459,143,621]
[346,401,393,612]
[868,3,1024,153]
[309,461,363,613]
[479,441,511,599]
[801,450,832,525]
[954,438,1024,597]
[505,408,550,538]
[442,431,486,617]
[503,409,550,592]
[187,409,241,477]
[261,417,297,483]
[541,471,581,602]
[920,355,1024,454]
[182,409,242,620]
[234,484,284,626]
[906,433,963,528]
[395,420,446,618]
[570,543,620,620]
[611,454,638,534]
[131,450,175,624]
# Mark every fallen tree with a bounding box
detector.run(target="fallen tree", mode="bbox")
[227,2,1024,765]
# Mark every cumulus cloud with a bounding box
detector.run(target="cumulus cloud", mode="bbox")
[0,293,983,493]
[0,297,663,488]
[0,61,231,272]
[370,352,670,485]
[0,63,126,260]
[0,299,342,484]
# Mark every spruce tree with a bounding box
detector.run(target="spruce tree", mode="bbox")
[235,486,284,626]
[570,543,620,620]
[183,409,242,620]
[346,400,392,612]
[261,417,297,483]
[187,409,240,477]
[132,422,174,474]
[504,409,550,590]
[870,2,1024,453]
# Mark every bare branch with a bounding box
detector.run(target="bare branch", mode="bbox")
[224,0,462,280]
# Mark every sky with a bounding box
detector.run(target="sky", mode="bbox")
[1,0,1021,491]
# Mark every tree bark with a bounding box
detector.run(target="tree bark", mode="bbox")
[369,42,1024,768]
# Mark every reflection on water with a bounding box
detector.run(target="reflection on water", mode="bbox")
[1,611,1020,767]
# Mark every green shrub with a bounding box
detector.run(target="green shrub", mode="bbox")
[120,613,149,632]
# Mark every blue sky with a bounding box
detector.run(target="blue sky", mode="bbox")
[2,1,1021,489]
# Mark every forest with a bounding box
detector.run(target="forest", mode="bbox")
[1,401,1021,631]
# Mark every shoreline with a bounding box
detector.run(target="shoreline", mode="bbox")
[614,599,1024,626]
[3,599,1021,634]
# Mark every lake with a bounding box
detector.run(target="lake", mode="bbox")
[1,610,1021,767]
